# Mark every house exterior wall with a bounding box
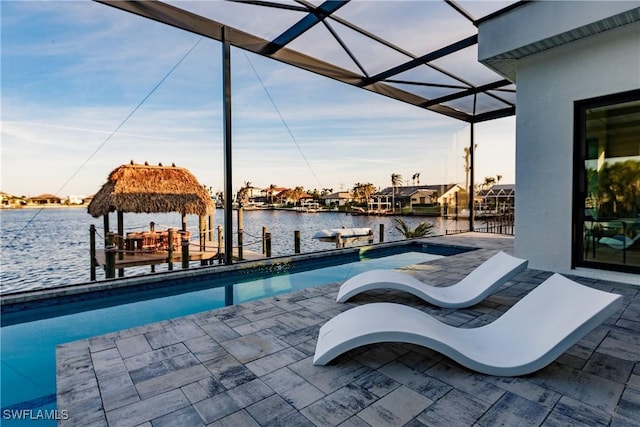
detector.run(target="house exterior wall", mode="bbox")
[479,3,640,276]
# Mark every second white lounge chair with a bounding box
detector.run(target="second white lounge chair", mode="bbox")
[336,251,528,308]
[315,273,623,376]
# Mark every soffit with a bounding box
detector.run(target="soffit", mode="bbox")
[96,0,520,123]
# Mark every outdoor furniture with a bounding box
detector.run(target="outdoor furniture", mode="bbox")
[142,232,158,251]
[125,232,144,252]
[336,251,527,308]
[314,273,623,376]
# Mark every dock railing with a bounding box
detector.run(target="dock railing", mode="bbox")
[446,212,514,236]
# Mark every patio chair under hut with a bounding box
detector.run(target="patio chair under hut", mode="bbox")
[88,161,215,279]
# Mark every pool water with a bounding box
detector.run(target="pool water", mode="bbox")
[1,250,442,424]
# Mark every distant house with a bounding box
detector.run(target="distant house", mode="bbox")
[372,184,464,211]
[272,189,313,206]
[66,195,88,205]
[321,191,353,207]
[260,186,288,205]
[29,194,62,205]
[476,184,515,213]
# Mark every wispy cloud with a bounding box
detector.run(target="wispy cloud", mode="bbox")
[1,1,515,197]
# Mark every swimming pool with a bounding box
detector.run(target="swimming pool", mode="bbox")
[1,246,455,425]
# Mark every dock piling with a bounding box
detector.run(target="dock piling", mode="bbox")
[217,226,223,263]
[262,226,268,254]
[167,228,174,271]
[117,211,124,277]
[90,225,96,281]
[265,232,272,257]
[294,230,301,254]
[237,207,244,260]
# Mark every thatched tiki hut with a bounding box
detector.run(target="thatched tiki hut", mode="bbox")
[89,162,213,218]
[88,162,214,258]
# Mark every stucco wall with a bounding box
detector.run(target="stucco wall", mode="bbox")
[514,21,640,271]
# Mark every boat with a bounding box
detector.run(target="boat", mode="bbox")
[313,227,373,248]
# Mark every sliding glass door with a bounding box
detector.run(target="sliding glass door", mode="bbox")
[574,89,640,274]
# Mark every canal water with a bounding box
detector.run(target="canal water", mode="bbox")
[0,207,466,293]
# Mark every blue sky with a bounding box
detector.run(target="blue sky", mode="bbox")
[1,1,515,197]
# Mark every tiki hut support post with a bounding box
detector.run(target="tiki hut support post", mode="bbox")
[105,232,116,279]
[103,214,110,247]
[222,26,234,266]
[294,230,301,254]
[181,233,189,269]
[117,210,124,277]
[208,214,214,242]
[379,224,384,243]
[167,228,174,271]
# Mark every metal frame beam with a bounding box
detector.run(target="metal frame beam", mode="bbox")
[265,1,348,54]
[364,35,478,85]
[222,27,234,266]
[421,79,512,108]
[95,0,508,123]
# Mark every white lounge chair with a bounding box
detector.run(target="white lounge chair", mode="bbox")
[314,273,623,376]
[336,251,527,308]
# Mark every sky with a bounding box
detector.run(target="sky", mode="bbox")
[1,1,516,198]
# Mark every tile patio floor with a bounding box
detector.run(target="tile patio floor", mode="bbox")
[56,234,640,426]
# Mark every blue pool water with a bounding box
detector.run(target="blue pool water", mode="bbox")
[1,250,443,425]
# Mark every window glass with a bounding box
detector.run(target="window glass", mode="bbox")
[577,92,640,273]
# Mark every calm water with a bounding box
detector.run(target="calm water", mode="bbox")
[0,207,462,294]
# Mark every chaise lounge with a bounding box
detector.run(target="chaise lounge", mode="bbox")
[336,251,528,308]
[315,273,623,376]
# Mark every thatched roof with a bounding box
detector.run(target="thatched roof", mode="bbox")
[88,162,214,217]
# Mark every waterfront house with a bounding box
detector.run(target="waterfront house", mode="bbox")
[475,184,515,214]
[321,191,353,207]
[371,184,464,214]
[29,193,62,205]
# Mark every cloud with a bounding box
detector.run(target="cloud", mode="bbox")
[1,1,515,197]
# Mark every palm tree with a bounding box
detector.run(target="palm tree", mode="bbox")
[393,218,434,238]
[391,173,402,213]
[483,176,496,189]
[411,172,421,185]
[353,182,376,209]
[267,184,278,205]
[284,186,306,206]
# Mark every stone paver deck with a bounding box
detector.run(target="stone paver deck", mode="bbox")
[56,234,640,426]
